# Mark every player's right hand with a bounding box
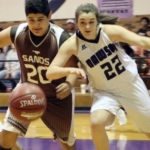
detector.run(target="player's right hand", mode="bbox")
[69,68,86,80]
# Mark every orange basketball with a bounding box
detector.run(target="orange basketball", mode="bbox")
[9,82,47,123]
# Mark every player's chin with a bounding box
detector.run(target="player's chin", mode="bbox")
[83,34,94,40]
[32,30,43,36]
[33,32,43,36]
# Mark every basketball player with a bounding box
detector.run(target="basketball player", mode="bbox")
[0,0,77,150]
[46,3,150,150]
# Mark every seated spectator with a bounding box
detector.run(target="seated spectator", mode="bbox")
[65,19,76,36]
[137,17,150,36]
[0,44,20,79]
[0,48,6,71]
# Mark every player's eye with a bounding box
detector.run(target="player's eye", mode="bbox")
[29,19,34,23]
[89,21,94,24]
[38,19,44,22]
[80,22,85,25]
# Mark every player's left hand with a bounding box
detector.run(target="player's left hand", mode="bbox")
[56,81,72,100]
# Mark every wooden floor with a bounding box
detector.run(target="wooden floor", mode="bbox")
[22,113,150,141]
[0,110,150,150]
[0,111,149,140]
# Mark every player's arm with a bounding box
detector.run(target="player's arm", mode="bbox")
[0,27,12,47]
[64,55,79,88]
[103,24,150,50]
[59,31,78,87]
[46,35,86,80]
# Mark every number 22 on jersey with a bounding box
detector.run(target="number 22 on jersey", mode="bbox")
[100,55,126,80]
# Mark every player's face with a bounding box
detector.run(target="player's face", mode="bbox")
[27,13,50,36]
[77,12,98,40]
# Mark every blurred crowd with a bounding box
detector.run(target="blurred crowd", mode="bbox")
[132,17,150,76]
[0,44,20,92]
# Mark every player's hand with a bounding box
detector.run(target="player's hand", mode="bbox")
[56,81,72,100]
[70,68,86,80]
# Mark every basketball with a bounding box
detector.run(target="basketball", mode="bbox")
[9,82,47,123]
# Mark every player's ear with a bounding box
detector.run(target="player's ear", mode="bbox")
[48,11,52,21]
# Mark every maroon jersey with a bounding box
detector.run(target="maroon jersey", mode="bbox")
[13,23,67,98]
[10,23,73,140]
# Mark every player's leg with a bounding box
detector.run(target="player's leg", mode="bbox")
[90,91,122,150]
[0,108,29,150]
[59,142,75,150]
[118,75,150,139]
[0,130,21,150]
[90,109,115,150]
[11,141,22,150]
[59,119,76,150]
[58,94,76,150]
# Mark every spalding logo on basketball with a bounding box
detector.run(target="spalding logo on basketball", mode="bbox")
[9,82,47,123]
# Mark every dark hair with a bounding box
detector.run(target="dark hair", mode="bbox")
[140,17,150,24]
[25,0,51,16]
[75,3,118,24]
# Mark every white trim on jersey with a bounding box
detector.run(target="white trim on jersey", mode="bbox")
[14,22,64,48]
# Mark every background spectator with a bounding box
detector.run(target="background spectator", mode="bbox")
[137,17,150,36]
[0,44,20,91]
[0,48,6,71]
[0,44,20,79]
[65,19,76,36]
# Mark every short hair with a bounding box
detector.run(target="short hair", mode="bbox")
[25,0,51,16]
[140,17,150,24]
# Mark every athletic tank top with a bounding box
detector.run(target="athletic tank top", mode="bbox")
[76,24,138,92]
[13,23,66,97]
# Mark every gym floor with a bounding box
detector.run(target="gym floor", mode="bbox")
[0,109,150,150]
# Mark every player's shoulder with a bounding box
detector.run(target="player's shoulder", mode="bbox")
[15,23,28,35]
[102,24,128,41]
[15,23,28,31]
[65,34,76,47]
[10,23,28,43]
[102,24,125,33]
[61,34,77,54]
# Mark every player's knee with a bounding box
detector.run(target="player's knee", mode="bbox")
[90,110,115,130]
[90,114,106,130]
[0,130,18,148]
[90,118,106,131]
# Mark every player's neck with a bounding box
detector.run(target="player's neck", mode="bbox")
[30,25,50,45]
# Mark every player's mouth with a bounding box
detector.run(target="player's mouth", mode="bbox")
[33,28,42,33]
[85,31,91,34]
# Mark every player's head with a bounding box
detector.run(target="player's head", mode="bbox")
[25,0,51,17]
[75,3,99,40]
[25,0,52,36]
[75,3,118,40]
